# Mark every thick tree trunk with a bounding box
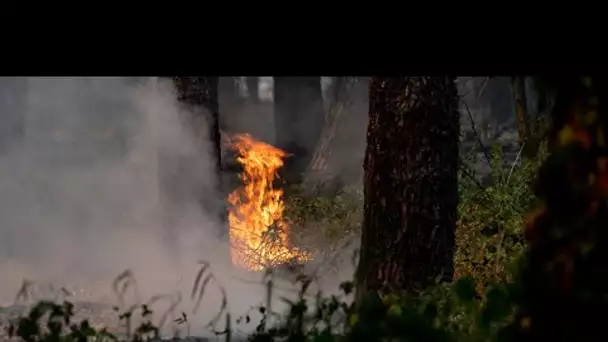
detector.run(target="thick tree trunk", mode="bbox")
[165,77,225,239]
[273,77,326,184]
[356,77,460,299]
[0,77,27,154]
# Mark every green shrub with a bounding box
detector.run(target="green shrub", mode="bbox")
[455,144,546,293]
[284,185,363,250]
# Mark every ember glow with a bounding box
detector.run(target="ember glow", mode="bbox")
[227,134,310,271]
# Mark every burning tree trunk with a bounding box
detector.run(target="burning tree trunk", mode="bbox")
[273,77,326,184]
[168,77,226,237]
[356,77,460,299]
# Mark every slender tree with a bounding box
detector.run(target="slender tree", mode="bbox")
[356,76,460,299]
[512,75,531,146]
[307,77,350,175]
[273,77,326,184]
[304,77,366,192]
[246,76,259,103]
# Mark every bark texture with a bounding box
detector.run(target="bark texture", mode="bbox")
[274,77,326,184]
[357,76,460,297]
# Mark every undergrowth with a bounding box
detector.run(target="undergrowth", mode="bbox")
[455,144,545,293]
[3,271,520,342]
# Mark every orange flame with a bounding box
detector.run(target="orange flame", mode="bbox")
[227,133,309,271]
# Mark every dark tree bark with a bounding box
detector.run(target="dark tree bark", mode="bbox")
[0,77,27,154]
[172,77,222,178]
[512,75,531,147]
[161,77,226,241]
[273,77,326,184]
[356,77,460,299]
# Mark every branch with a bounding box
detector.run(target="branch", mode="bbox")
[476,76,492,101]
[461,98,493,167]
[506,142,525,185]
[459,156,485,191]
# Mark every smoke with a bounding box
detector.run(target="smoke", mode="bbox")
[0,77,265,335]
[0,77,363,337]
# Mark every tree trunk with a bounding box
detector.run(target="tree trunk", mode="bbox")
[356,77,460,300]
[304,77,353,191]
[273,77,326,184]
[172,77,222,173]
[218,77,241,131]
[246,76,259,103]
[0,77,27,154]
[512,76,531,147]
[309,77,350,170]
[167,77,226,239]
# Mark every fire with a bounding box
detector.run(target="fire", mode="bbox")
[227,133,309,271]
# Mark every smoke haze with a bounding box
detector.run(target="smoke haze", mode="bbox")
[0,78,248,335]
[0,77,360,337]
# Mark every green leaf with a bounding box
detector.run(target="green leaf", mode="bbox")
[480,284,512,328]
[451,276,477,303]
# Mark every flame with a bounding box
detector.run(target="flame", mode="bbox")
[227,133,310,271]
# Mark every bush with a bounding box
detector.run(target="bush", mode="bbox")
[455,144,546,293]
[283,184,363,272]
